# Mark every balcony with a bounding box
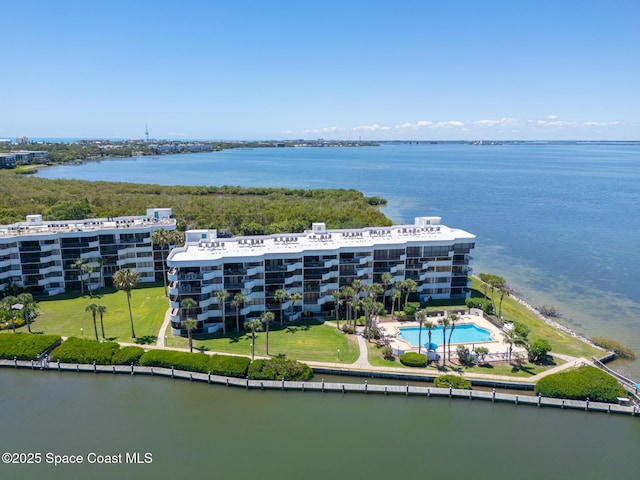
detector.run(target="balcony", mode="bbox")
[322,270,339,281]
[286,262,303,272]
[168,282,179,296]
[168,269,178,282]
[246,266,264,276]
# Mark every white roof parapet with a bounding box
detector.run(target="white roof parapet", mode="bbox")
[168,217,475,264]
[0,209,176,238]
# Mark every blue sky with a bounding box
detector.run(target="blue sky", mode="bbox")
[2,0,638,140]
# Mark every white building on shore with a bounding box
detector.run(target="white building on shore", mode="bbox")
[0,208,175,296]
[166,216,475,336]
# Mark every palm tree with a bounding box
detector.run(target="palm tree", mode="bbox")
[72,257,86,295]
[232,292,245,332]
[503,328,529,364]
[244,318,262,361]
[381,272,392,311]
[215,290,229,335]
[331,290,342,330]
[424,320,435,365]
[390,289,401,318]
[183,318,198,352]
[340,286,354,327]
[85,303,100,340]
[83,264,96,297]
[498,285,510,319]
[152,228,172,297]
[17,293,38,334]
[180,297,198,330]
[3,296,18,333]
[415,309,427,355]
[112,268,139,339]
[262,311,275,356]
[96,304,107,339]
[274,288,288,324]
[447,313,458,361]
[403,278,417,310]
[289,292,302,322]
[439,317,450,367]
[349,295,361,331]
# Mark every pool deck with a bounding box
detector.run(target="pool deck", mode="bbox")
[378,311,526,361]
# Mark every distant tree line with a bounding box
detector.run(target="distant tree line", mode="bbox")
[0,171,390,234]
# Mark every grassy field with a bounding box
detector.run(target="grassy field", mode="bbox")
[469,277,603,359]
[14,285,167,344]
[166,318,360,363]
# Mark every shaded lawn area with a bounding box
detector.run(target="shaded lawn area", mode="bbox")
[20,285,167,344]
[167,318,360,363]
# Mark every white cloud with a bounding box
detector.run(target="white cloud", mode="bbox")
[353,124,390,132]
[303,126,347,134]
[473,118,520,127]
[434,120,464,128]
[281,129,294,134]
[548,114,559,120]
[394,120,433,130]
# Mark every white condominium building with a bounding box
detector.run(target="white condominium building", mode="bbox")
[0,208,175,296]
[166,216,475,336]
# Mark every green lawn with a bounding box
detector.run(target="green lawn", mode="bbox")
[166,318,360,363]
[469,277,603,359]
[19,285,167,344]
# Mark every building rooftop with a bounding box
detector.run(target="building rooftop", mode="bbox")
[0,208,175,238]
[169,216,475,264]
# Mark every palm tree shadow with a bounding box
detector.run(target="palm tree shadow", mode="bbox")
[135,335,157,345]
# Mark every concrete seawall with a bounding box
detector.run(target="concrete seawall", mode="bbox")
[2,358,637,417]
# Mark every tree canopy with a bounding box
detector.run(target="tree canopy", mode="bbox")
[0,170,391,233]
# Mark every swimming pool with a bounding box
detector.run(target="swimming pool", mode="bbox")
[397,324,493,349]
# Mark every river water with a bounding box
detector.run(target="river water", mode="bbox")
[35,142,640,378]
[1,370,638,480]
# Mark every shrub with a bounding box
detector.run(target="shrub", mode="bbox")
[590,336,636,359]
[341,323,355,334]
[380,345,394,360]
[50,337,119,364]
[112,346,145,365]
[139,350,249,378]
[527,339,552,363]
[209,354,250,377]
[465,297,494,315]
[434,374,472,389]
[0,334,61,360]
[535,366,626,403]
[403,302,420,316]
[399,352,426,367]
[457,346,474,366]
[247,358,313,381]
[139,349,211,373]
[0,317,27,330]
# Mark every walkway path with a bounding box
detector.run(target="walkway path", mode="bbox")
[156,308,172,348]
[353,326,371,368]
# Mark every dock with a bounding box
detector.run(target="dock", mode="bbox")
[1,358,638,416]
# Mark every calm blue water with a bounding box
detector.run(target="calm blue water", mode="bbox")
[36,143,640,377]
[399,324,493,348]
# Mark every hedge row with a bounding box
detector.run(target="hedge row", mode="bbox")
[434,374,472,389]
[112,346,145,365]
[247,358,313,381]
[50,337,120,365]
[534,366,626,403]
[399,352,426,367]
[139,350,250,378]
[0,334,62,360]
